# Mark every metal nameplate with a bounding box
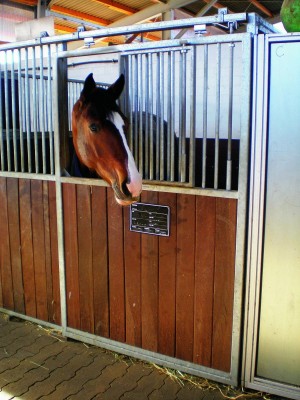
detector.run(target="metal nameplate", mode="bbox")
[130,202,170,237]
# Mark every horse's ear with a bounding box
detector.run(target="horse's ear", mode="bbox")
[81,73,96,98]
[107,74,125,100]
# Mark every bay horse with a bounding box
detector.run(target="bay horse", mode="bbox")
[72,73,142,206]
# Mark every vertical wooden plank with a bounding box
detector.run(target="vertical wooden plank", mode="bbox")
[0,178,14,310]
[158,191,177,357]
[176,193,195,362]
[6,178,25,314]
[141,191,159,352]
[19,179,36,317]
[91,186,109,337]
[212,198,237,372]
[43,181,54,322]
[63,183,80,329]
[31,180,48,321]
[193,196,216,366]
[76,184,94,333]
[48,181,61,325]
[124,206,141,347]
[107,188,125,342]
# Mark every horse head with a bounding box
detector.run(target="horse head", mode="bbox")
[72,73,142,206]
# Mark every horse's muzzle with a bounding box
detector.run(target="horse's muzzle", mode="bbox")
[112,181,141,206]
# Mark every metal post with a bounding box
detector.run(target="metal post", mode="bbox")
[202,44,208,188]
[214,43,221,189]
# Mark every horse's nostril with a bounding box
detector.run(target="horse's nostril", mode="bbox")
[121,180,131,197]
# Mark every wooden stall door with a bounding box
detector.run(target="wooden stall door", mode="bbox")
[63,184,237,373]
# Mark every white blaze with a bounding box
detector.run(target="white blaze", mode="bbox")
[109,112,142,198]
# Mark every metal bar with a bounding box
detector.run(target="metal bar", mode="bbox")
[144,53,149,180]
[149,53,154,180]
[24,47,32,173]
[138,53,143,175]
[170,51,175,182]
[226,42,234,191]
[134,54,138,162]
[4,51,11,172]
[0,13,249,51]
[179,46,187,182]
[32,46,39,173]
[156,52,161,180]
[39,46,46,174]
[0,56,3,171]
[47,45,54,175]
[11,50,18,172]
[17,49,25,173]
[189,46,196,187]
[159,52,165,181]
[214,43,221,189]
[128,54,133,150]
[202,44,208,188]
[167,51,172,181]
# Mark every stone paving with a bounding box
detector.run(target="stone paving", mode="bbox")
[0,313,280,400]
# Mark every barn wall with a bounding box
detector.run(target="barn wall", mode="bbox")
[63,183,237,373]
[0,177,61,325]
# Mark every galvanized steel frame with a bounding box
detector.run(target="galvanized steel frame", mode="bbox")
[243,34,300,400]
[0,13,270,387]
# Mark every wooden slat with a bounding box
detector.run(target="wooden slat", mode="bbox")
[91,186,109,337]
[6,178,25,314]
[0,178,14,310]
[107,188,125,342]
[76,185,94,333]
[141,191,159,352]
[31,180,48,321]
[124,206,141,347]
[193,196,216,366]
[43,181,54,322]
[48,182,61,325]
[212,198,237,372]
[19,179,36,317]
[158,191,177,357]
[175,193,196,361]
[63,183,80,329]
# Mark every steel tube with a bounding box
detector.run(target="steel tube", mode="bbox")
[144,53,149,180]
[0,56,4,171]
[24,47,32,173]
[32,46,39,173]
[170,51,175,182]
[155,52,161,180]
[11,51,18,172]
[39,46,46,174]
[47,45,54,174]
[226,42,234,191]
[214,43,221,189]
[159,52,165,181]
[179,46,187,182]
[202,44,208,188]
[189,46,196,187]
[138,53,143,174]
[17,49,25,173]
[148,53,154,180]
[4,51,11,172]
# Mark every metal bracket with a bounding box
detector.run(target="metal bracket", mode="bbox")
[84,37,95,48]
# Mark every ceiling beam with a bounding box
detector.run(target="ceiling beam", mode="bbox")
[50,5,110,26]
[175,0,219,39]
[248,0,273,18]
[107,0,200,27]
[90,0,136,16]
[54,23,77,33]
[6,0,37,6]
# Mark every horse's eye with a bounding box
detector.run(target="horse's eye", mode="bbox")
[89,123,98,133]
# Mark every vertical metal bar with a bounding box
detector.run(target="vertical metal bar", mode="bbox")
[138,53,143,175]
[32,46,39,173]
[159,52,165,181]
[144,53,149,180]
[189,46,196,187]
[179,46,187,182]
[47,45,54,174]
[40,45,46,174]
[128,55,133,151]
[202,44,208,188]
[167,51,171,181]
[214,43,221,189]
[149,53,154,180]
[17,49,25,173]
[134,54,138,162]
[0,54,4,171]
[227,42,234,191]
[4,51,11,171]
[11,50,18,172]
[155,52,161,180]
[170,51,175,182]
[24,47,32,173]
